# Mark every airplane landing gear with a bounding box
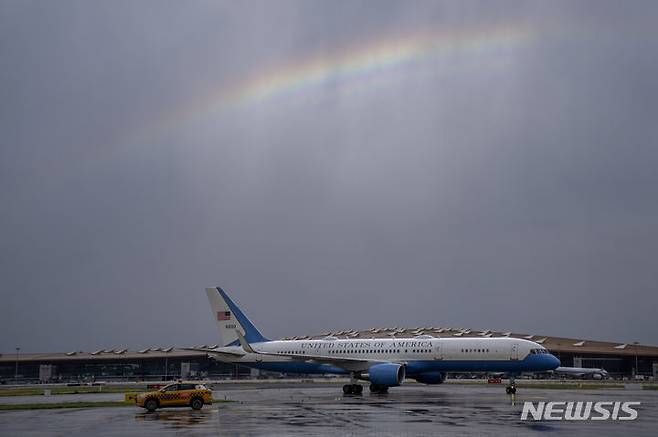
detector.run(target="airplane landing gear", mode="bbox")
[369,384,389,394]
[343,372,364,395]
[343,384,363,395]
[506,376,517,394]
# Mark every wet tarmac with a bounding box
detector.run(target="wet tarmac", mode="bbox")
[0,384,656,436]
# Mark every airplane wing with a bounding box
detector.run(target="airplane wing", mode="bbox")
[555,367,586,376]
[234,330,395,372]
[182,347,246,359]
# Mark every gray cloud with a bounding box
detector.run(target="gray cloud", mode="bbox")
[1,0,657,352]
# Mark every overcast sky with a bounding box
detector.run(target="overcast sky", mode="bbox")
[1,1,657,353]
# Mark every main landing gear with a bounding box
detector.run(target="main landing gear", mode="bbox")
[506,376,517,395]
[343,372,364,395]
[369,384,389,394]
[343,384,363,395]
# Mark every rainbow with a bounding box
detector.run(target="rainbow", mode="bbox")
[133,22,535,142]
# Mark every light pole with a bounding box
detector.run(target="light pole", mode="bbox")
[15,347,20,384]
[633,342,639,379]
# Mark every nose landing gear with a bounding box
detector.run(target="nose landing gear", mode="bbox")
[506,376,517,394]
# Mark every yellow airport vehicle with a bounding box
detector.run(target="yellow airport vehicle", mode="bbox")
[134,382,212,412]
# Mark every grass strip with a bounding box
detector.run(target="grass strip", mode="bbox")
[0,399,233,411]
[447,380,626,389]
[516,383,625,390]
[0,401,134,411]
[0,387,145,397]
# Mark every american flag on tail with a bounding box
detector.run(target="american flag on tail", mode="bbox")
[217,311,231,321]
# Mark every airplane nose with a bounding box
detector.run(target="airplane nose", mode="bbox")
[548,354,561,369]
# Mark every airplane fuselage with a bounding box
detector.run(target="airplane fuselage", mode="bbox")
[210,337,559,376]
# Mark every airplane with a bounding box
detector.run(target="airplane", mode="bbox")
[189,287,560,394]
[553,366,609,380]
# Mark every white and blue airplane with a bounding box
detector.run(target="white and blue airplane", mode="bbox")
[191,287,560,394]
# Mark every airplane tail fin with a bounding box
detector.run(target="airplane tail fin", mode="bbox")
[205,287,270,347]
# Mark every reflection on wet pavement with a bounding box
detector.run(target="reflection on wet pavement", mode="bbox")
[135,409,214,428]
[0,384,656,436]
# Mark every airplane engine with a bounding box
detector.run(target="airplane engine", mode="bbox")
[369,363,405,386]
[413,371,446,384]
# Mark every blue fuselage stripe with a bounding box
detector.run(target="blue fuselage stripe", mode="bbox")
[239,355,557,375]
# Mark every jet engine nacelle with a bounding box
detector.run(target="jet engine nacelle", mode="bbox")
[413,371,446,385]
[369,363,405,386]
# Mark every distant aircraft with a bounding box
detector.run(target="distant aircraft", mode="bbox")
[553,366,609,380]
[189,287,560,394]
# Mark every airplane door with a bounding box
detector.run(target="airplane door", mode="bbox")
[510,344,519,360]
[433,344,443,360]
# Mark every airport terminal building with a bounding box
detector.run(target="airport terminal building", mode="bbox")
[0,348,249,384]
[1,328,657,383]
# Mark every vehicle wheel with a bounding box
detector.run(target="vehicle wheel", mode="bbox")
[354,384,363,395]
[145,398,158,412]
[343,384,352,395]
[190,397,203,410]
